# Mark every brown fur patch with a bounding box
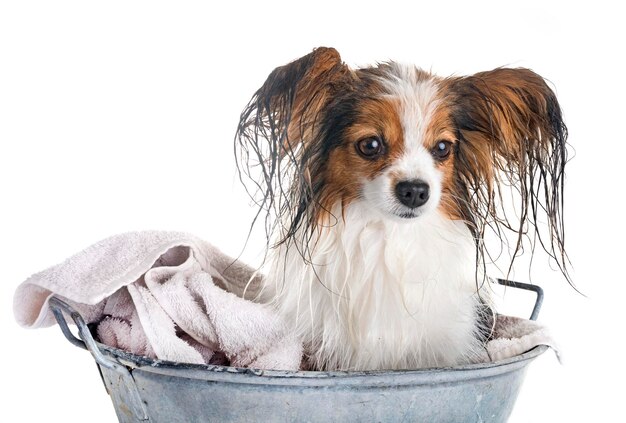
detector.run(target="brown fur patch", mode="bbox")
[318,95,407,222]
[423,100,462,219]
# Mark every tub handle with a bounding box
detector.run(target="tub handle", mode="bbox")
[49,297,149,421]
[496,279,544,321]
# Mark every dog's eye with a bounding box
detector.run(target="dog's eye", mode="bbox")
[356,137,385,159]
[431,141,452,161]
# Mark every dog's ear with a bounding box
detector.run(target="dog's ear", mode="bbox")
[237,47,351,157]
[235,48,352,250]
[450,68,567,188]
[448,68,569,279]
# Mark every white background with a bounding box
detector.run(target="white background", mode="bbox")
[1,1,623,421]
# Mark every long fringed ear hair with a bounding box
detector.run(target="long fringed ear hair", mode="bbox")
[447,68,571,284]
[235,48,352,262]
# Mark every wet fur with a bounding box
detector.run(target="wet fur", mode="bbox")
[235,47,568,370]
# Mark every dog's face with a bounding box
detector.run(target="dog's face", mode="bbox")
[320,64,457,221]
[236,47,568,279]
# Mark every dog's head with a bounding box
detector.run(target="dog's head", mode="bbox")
[236,47,569,278]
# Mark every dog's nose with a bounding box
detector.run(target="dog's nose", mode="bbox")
[395,180,430,208]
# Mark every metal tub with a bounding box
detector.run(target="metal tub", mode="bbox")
[49,280,546,423]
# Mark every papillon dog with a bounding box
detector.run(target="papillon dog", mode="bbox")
[235,47,568,371]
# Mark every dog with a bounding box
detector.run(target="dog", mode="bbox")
[235,47,568,371]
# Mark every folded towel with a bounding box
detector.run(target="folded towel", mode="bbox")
[13,231,557,371]
[488,315,560,362]
[13,231,302,370]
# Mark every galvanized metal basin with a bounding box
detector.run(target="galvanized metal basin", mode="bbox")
[49,280,546,423]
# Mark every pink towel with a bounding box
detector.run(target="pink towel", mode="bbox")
[14,231,557,370]
[13,231,302,370]
[488,315,560,362]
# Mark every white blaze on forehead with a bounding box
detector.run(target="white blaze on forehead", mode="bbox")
[379,63,441,181]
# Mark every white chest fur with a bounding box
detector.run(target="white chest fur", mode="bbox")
[265,204,488,371]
